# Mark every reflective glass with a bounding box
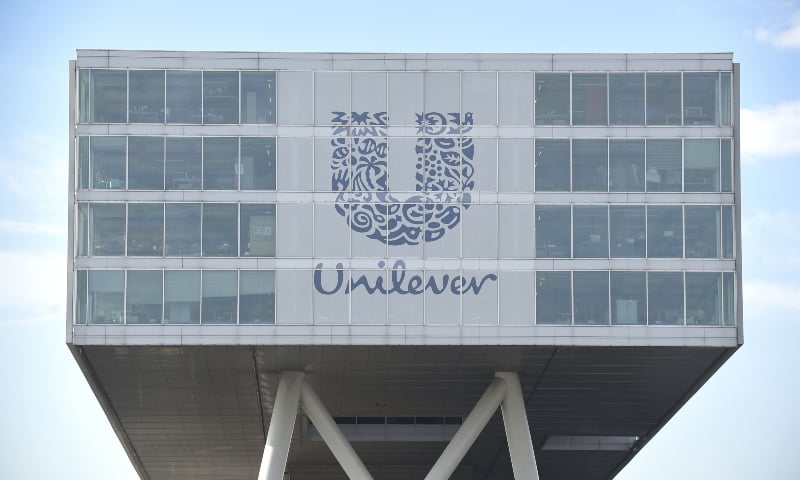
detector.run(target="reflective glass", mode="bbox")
[77,203,88,256]
[240,271,275,324]
[684,73,719,125]
[611,272,646,325]
[204,137,238,190]
[129,70,165,123]
[648,272,684,325]
[78,136,89,189]
[609,139,645,192]
[202,271,237,324]
[536,271,571,325]
[126,270,162,324]
[572,139,607,191]
[75,270,87,324]
[684,139,720,192]
[91,136,126,189]
[722,205,734,259]
[536,205,570,258]
[128,136,164,190]
[127,204,164,256]
[89,203,125,256]
[90,70,126,123]
[498,139,533,192]
[721,139,733,192]
[241,204,276,257]
[241,71,276,124]
[720,72,732,126]
[166,70,201,124]
[646,73,681,125]
[610,205,645,258]
[646,139,681,192]
[723,272,735,326]
[202,204,237,256]
[573,271,609,325]
[498,72,533,125]
[535,73,570,125]
[203,71,238,124]
[88,270,124,324]
[78,70,90,123]
[240,137,276,190]
[166,137,201,189]
[572,74,607,125]
[165,203,200,256]
[686,272,721,325]
[647,205,683,258]
[609,73,644,125]
[573,205,608,258]
[685,205,720,258]
[535,139,570,191]
[164,271,200,324]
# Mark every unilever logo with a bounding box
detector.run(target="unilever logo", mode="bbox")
[314,111,497,296]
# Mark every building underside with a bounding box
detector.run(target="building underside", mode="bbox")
[71,344,735,480]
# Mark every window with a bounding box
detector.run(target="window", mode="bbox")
[535,139,570,191]
[647,205,683,258]
[128,137,164,190]
[240,137,276,190]
[240,271,276,324]
[164,271,200,324]
[609,73,644,125]
[686,272,721,325]
[203,71,239,124]
[78,136,90,189]
[202,204,237,256]
[611,272,646,325]
[89,203,125,256]
[609,139,645,192]
[723,272,735,326]
[129,70,165,123]
[573,271,609,325]
[127,204,164,256]
[721,139,733,192]
[684,73,719,125]
[203,137,238,190]
[77,203,88,256]
[88,270,124,324]
[646,73,681,125]
[535,73,569,125]
[166,70,201,124]
[536,271,571,325]
[202,271,237,324]
[610,206,645,258]
[572,139,607,191]
[165,137,201,189]
[241,204,276,257]
[165,203,200,256]
[536,205,570,258]
[646,139,681,192]
[573,205,608,258]
[684,139,720,192]
[572,74,607,125]
[126,271,163,324]
[685,206,720,258]
[89,70,127,123]
[91,136,126,189]
[241,71,276,124]
[75,270,88,324]
[648,272,684,325]
[722,205,735,259]
[720,72,732,126]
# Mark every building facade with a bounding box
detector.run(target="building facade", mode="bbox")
[67,51,741,480]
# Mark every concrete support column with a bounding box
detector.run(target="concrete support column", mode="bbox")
[424,377,507,480]
[496,372,539,480]
[258,371,305,480]
[300,382,374,480]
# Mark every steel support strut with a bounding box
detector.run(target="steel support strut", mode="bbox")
[496,372,539,480]
[258,372,304,480]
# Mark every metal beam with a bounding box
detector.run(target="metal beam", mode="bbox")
[496,372,539,479]
[259,371,304,480]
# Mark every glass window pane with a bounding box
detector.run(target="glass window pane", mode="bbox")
[609,73,644,125]
[91,136,126,189]
[127,204,164,256]
[128,137,164,190]
[535,139,570,191]
[720,72,732,126]
[536,205,570,258]
[498,72,533,125]
[646,139,681,192]
[240,271,275,324]
[129,70,165,123]
[77,203,88,256]
[203,137,238,190]
[685,205,720,258]
[609,139,645,192]
[78,69,90,123]
[684,72,719,125]
[75,270,88,324]
[203,71,238,124]
[574,271,609,325]
[166,137,201,189]
[166,70,201,124]
[241,71,276,124]
[164,270,200,324]
[572,74,607,125]
[573,205,608,258]
[240,137,276,190]
[611,271,646,325]
[202,204,237,257]
[646,73,681,125]
[721,139,733,192]
[610,205,646,258]
[126,270,162,324]
[647,205,683,258]
[535,73,570,125]
[686,272,721,325]
[684,139,720,192]
[572,139,607,191]
[536,271,571,325]
[165,203,200,256]
[722,205,734,259]
[90,203,125,256]
[648,272,684,325]
[78,136,90,189]
[90,70,126,123]
[241,204,276,257]
[498,139,533,192]
[88,270,124,324]
[202,271,237,324]
[723,272,735,326]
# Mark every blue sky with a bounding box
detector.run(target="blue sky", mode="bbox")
[1,0,799,478]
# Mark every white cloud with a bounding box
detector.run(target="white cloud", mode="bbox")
[755,11,800,48]
[740,100,800,160]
